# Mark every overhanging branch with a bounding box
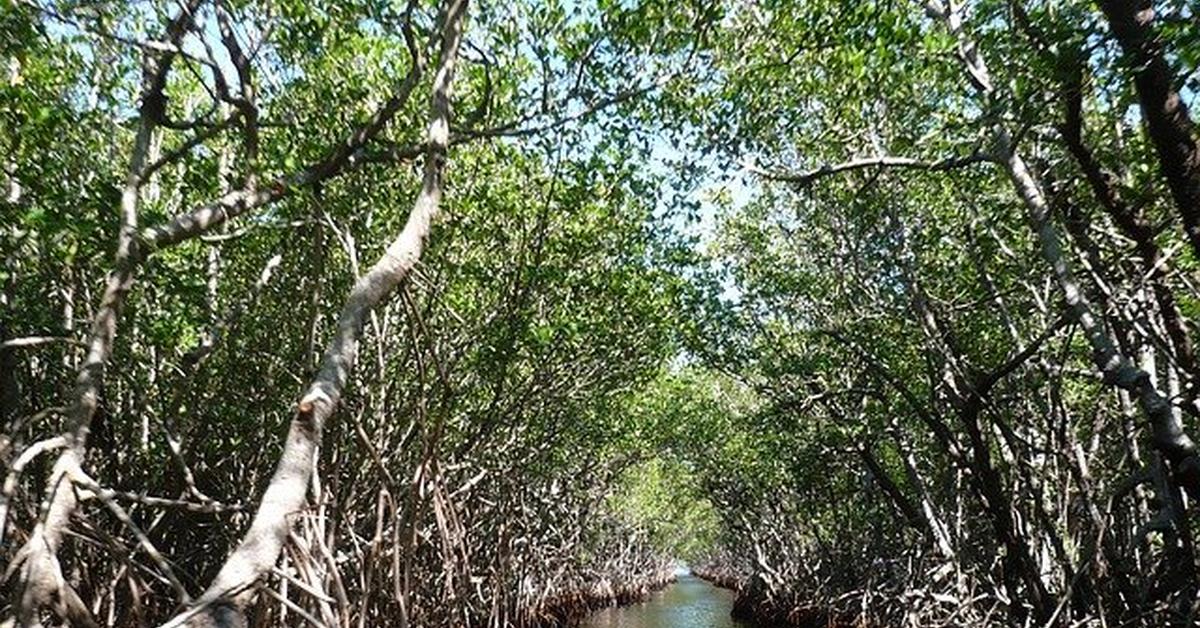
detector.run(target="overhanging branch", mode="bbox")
[747,150,994,188]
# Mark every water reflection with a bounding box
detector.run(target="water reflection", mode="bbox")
[581,574,753,628]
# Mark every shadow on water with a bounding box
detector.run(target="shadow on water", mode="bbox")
[581,573,757,628]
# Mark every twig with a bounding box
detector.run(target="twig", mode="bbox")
[261,584,329,628]
[73,473,192,603]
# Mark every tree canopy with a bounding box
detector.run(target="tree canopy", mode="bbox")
[4,0,1200,626]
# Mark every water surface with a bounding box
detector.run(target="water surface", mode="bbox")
[581,574,751,628]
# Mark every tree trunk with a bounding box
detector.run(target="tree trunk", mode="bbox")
[160,1,468,625]
[927,0,1200,503]
[11,73,156,628]
[1058,60,1199,406]
[1097,0,1200,260]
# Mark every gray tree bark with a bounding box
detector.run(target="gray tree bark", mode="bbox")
[6,3,202,621]
[158,1,469,626]
[924,0,1200,495]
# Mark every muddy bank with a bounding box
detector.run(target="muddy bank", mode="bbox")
[692,565,866,628]
[523,570,677,627]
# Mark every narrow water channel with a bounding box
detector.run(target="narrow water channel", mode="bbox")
[581,574,752,628]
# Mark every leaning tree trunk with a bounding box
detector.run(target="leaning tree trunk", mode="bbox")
[4,3,436,625]
[1057,60,1200,405]
[5,4,201,622]
[158,1,469,626]
[925,0,1200,499]
[1097,0,1200,261]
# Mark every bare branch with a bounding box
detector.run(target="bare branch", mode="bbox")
[0,336,84,351]
[73,472,192,603]
[139,110,244,184]
[746,151,994,188]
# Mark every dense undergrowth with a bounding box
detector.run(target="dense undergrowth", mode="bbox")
[6,0,1200,626]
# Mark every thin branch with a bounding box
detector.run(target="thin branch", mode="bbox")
[460,79,663,140]
[0,336,84,351]
[746,151,994,188]
[73,472,192,604]
[260,584,329,628]
[975,316,1068,395]
[95,489,242,514]
[139,110,244,184]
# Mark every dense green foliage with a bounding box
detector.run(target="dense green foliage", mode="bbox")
[4,0,1200,626]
